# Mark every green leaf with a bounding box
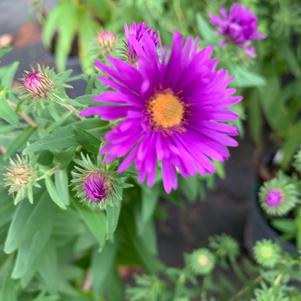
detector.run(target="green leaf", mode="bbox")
[0,258,18,301]
[0,62,19,88]
[0,96,19,125]
[54,170,70,206]
[42,4,61,47]
[4,201,33,254]
[231,66,266,87]
[24,118,104,154]
[106,204,121,240]
[55,1,78,71]
[196,13,216,43]
[12,215,52,279]
[281,121,301,169]
[92,243,117,298]
[74,202,107,250]
[137,185,159,235]
[3,126,36,160]
[38,242,60,293]
[73,127,100,154]
[45,175,68,209]
[4,192,55,254]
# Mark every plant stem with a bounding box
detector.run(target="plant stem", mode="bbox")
[6,99,37,128]
[228,275,261,301]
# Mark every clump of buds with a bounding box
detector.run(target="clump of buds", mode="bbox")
[97,31,116,53]
[23,67,53,99]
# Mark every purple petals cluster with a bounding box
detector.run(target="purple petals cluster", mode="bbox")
[81,22,242,193]
[83,173,108,202]
[210,3,266,57]
[124,21,160,63]
[265,189,283,208]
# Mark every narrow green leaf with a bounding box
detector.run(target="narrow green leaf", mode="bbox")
[4,126,36,160]
[0,97,19,125]
[231,66,266,87]
[281,121,301,169]
[74,202,107,249]
[45,175,68,209]
[54,170,70,206]
[0,257,18,301]
[73,127,100,154]
[137,185,159,235]
[196,13,216,43]
[4,201,33,254]
[0,62,19,88]
[106,204,121,240]
[92,243,117,298]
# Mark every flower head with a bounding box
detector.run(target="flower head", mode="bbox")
[210,3,266,57]
[71,153,129,210]
[23,68,53,98]
[97,31,116,53]
[4,155,38,204]
[124,21,160,63]
[81,32,242,193]
[254,240,281,268]
[185,248,215,275]
[209,233,240,260]
[259,173,299,216]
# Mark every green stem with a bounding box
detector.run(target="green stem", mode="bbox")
[228,275,261,301]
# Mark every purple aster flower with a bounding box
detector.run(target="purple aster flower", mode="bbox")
[23,69,52,98]
[124,21,160,63]
[210,3,266,57]
[265,189,284,208]
[81,32,242,193]
[83,173,108,202]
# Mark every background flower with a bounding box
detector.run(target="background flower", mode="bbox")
[210,3,266,57]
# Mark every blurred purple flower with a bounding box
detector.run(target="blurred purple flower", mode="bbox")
[124,21,160,63]
[265,189,283,208]
[81,32,241,193]
[210,3,266,57]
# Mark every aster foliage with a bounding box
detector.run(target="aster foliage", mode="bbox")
[71,153,129,210]
[259,173,300,216]
[293,148,301,173]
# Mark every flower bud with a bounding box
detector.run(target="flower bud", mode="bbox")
[83,173,110,203]
[185,248,215,275]
[254,239,281,268]
[23,68,53,99]
[97,31,116,53]
[259,173,300,216]
[71,153,128,210]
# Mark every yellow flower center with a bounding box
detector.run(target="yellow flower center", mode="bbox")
[197,255,209,267]
[148,92,184,129]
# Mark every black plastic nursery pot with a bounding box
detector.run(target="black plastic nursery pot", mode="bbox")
[244,150,298,254]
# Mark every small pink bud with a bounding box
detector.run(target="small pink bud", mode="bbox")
[97,31,116,52]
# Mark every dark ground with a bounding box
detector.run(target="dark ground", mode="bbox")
[0,1,255,267]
